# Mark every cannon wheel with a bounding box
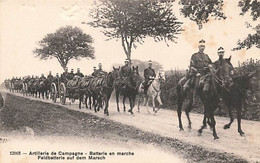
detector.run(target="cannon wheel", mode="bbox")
[60,83,66,105]
[50,83,57,103]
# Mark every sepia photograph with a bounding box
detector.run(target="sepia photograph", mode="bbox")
[0,0,259,162]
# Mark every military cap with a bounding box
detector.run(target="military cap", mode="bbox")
[217,47,225,53]
[199,39,205,46]
[148,60,152,63]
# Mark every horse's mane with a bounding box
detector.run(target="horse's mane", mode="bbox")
[213,57,233,68]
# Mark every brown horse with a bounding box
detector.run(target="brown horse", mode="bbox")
[177,56,257,139]
[115,66,142,114]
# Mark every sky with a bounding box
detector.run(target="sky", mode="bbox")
[0,0,259,82]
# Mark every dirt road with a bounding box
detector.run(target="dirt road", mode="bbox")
[1,91,260,162]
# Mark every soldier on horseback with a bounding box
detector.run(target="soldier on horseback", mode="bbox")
[183,39,213,106]
[76,68,84,77]
[119,59,132,90]
[143,60,156,95]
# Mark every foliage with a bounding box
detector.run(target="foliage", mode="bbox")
[179,0,226,29]
[234,0,260,50]
[232,33,260,50]
[238,0,260,21]
[34,26,95,70]
[89,0,182,60]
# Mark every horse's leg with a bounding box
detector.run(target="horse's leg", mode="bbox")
[79,92,82,109]
[137,94,142,113]
[198,111,208,134]
[116,90,120,112]
[128,97,134,115]
[185,98,193,129]
[210,112,219,140]
[146,95,150,114]
[123,96,127,112]
[152,95,156,112]
[237,106,245,136]
[224,107,234,129]
[177,91,184,131]
[103,95,109,116]
[155,94,163,113]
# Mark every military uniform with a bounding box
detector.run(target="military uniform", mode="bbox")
[61,72,69,82]
[143,67,156,94]
[120,65,131,78]
[40,75,46,81]
[95,69,107,76]
[47,74,54,81]
[76,72,84,77]
[190,52,212,75]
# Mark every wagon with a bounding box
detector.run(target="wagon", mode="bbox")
[50,77,79,105]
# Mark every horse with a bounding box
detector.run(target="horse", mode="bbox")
[137,69,165,113]
[85,67,120,115]
[177,56,258,139]
[115,66,142,114]
[37,78,51,99]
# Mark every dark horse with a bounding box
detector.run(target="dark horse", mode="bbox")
[177,56,258,139]
[38,78,51,99]
[115,66,142,114]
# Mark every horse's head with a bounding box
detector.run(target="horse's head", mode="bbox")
[157,69,166,82]
[214,56,234,87]
[132,66,139,76]
[131,66,142,86]
[112,66,120,80]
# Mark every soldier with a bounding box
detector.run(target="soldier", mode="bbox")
[47,71,54,81]
[120,59,132,78]
[40,73,46,80]
[61,67,69,82]
[120,59,132,90]
[96,63,106,76]
[143,60,156,95]
[69,69,75,79]
[76,68,84,77]
[91,66,97,77]
[183,39,213,106]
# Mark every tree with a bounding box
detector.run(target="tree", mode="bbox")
[179,0,226,29]
[233,0,260,50]
[88,0,182,60]
[34,26,95,71]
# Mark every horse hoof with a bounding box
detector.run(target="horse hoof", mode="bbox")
[188,125,192,129]
[214,136,219,140]
[128,110,134,115]
[198,129,202,134]
[223,125,230,129]
[239,132,245,136]
[179,128,184,131]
